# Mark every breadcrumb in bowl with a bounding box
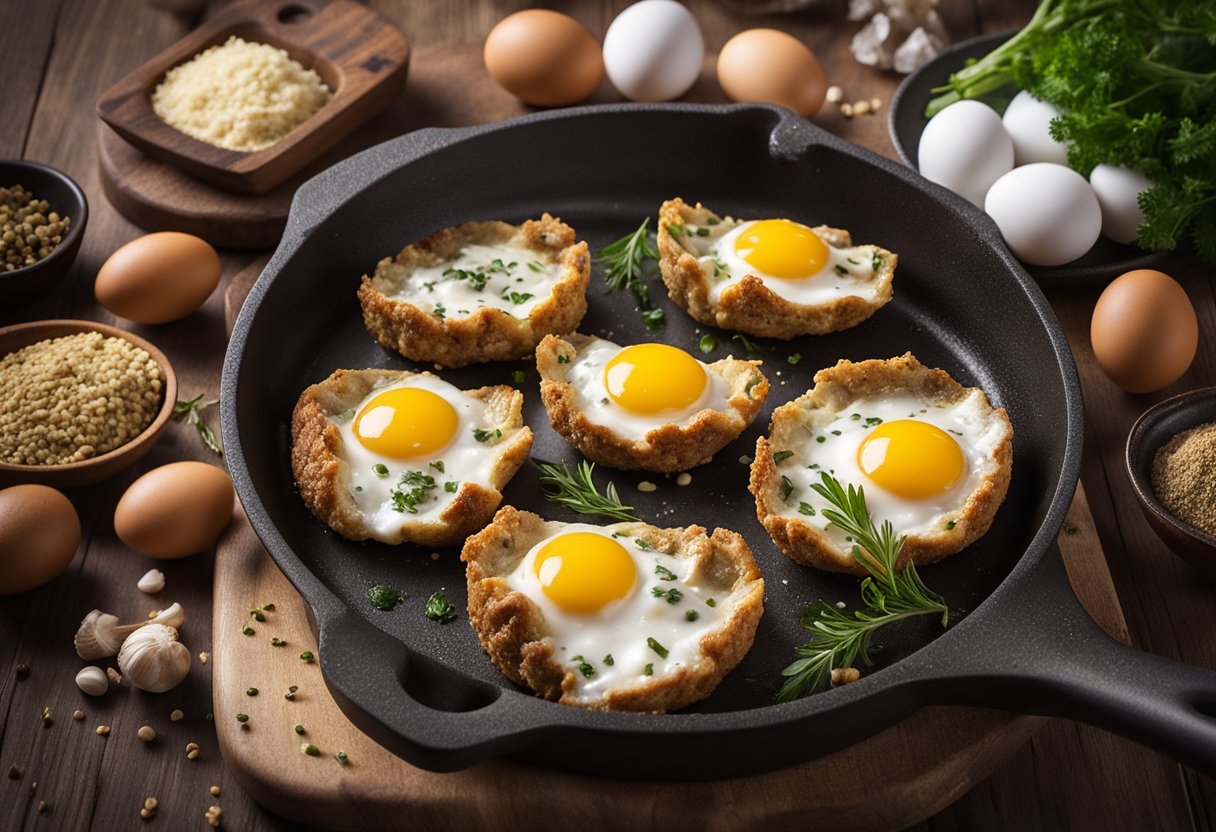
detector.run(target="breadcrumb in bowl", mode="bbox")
[358,214,590,367]
[462,506,765,712]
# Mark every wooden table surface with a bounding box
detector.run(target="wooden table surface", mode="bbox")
[2,0,1214,829]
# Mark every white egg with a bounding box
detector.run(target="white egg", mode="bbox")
[700,218,885,306]
[506,524,737,702]
[774,393,1005,541]
[332,375,516,539]
[562,336,731,436]
[918,100,1014,207]
[387,243,564,320]
[984,162,1102,266]
[602,0,704,102]
[1089,164,1152,245]
[1001,90,1068,166]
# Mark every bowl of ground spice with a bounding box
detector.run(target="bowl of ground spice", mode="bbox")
[1126,388,1216,578]
[0,160,88,306]
[0,320,177,488]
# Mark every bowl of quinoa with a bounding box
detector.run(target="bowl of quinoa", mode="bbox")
[0,160,89,306]
[0,320,177,487]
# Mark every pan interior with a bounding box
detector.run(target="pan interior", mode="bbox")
[231,108,1070,716]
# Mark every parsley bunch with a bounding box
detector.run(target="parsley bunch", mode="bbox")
[927,0,1216,263]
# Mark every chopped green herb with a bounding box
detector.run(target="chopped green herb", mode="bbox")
[835,264,849,276]
[571,655,596,678]
[666,223,683,237]
[798,502,817,516]
[242,625,255,636]
[367,584,405,611]
[865,417,883,427]
[246,687,258,697]
[172,393,223,455]
[831,430,842,436]
[634,538,654,551]
[511,369,526,385]
[557,353,569,364]
[532,458,640,522]
[235,714,249,724]
[647,637,669,659]
[871,252,884,272]
[641,307,666,329]
[444,481,459,493]
[706,598,717,607]
[528,261,544,272]
[772,450,795,463]
[1064,523,1079,535]
[603,654,615,666]
[847,257,860,265]
[299,651,315,664]
[285,685,298,701]
[294,724,305,734]
[699,334,718,354]
[472,428,502,443]
[337,751,349,764]
[816,436,826,443]
[850,413,861,421]
[373,463,389,477]
[780,475,797,502]
[429,460,445,473]
[425,592,458,624]
[655,564,677,581]
[706,217,720,226]
[787,353,801,365]
[652,586,683,604]
[302,743,320,757]
[695,227,710,237]
[390,470,437,513]
[745,374,764,396]
[685,610,700,622]
[946,520,957,530]
[508,291,533,305]
[271,637,286,647]
[731,333,764,357]
[643,663,654,676]
[432,304,446,320]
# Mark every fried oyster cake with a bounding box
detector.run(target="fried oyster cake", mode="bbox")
[291,368,532,547]
[750,354,1013,575]
[657,198,897,339]
[535,333,769,473]
[463,507,765,712]
[358,214,590,367]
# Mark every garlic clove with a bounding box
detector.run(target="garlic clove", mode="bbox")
[143,602,185,631]
[137,569,165,593]
[118,623,191,693]
[74,610,125,659]
[75,665,109,696]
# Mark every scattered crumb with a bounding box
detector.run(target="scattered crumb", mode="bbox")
[826,85,843,103]
[73,710,85,722]
[186,741,200,760]
[170,709,184,722]
[40,707,52,727]
[676,472,691,486]
[199,652,210,664]
[140,796,158,820]
[637,481,657,493]
[204,805,222,828]
[852,100,871,116]
[209,786,221,797]
[841,102,854,118]
[37,800,47,814]
[137,725,156,743]
[96,725,111,736]
[831,667,861,687]
[782,579,788,585]
[15,664,30,681]
[107,667,122,685]
[870,97,882,110]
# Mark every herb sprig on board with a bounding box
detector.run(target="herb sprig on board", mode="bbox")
[777,473,951,701]
[598,219,666,330]
[172,393,223,455]
[532,458,640,522]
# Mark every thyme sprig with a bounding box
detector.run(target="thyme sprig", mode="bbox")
[598,219,665,330]
[532,458,640,522]
[172,393,222,455]
[777,472,951,702]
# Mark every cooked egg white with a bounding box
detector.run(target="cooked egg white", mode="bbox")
[388,243,564,320]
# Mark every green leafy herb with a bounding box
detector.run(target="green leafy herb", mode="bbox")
[641,307,666,329]
[780,475,797,501]
[834,264,850,276]
[634,538,654,551]
[598,218,666,328]
[172,393,223,455]
[871,251,884,272]
[798,502,817,516]
[300,651,315,664]
[557,353,570,364]
[777,472,951,702]
[1064,523,1079,535]
[699,334,718,354]
[571,655,596,678]
[652,586,683,605]
[432,303,446,320]
[706,598,717,608]
[654,564,677,581]
[424,592,458,623]
[390,471,437,514]
[946,519,957,530]
[444,481,459,493]
[603,654,615,666]
[429,460,445,473]
[731,333,764,357]
[511,369,526,385]
[772,450,795,463]
[532,458,640,521]
[787,353,802,365]
[508,291,533,305]
[685,609,700,622]
[367,584,404,611]
[666,223,683,237]
[373,463,389,477]
[472,428,502,443]
[528,261,545,272]
[643,663,654,676]
[647,637,669,658]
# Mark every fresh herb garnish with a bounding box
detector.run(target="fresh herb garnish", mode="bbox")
[772,450,795,463]
[367,584,404,612]
[598,218,666,328]
[731,333,764,357]
[472,427,502,443]
[685,610,700,622]
[556,353,569,364]
[432,303,446,320]
[706,598,717,607]
[603,654,615,666]
[424,591,458,623]
[780,475,797,501]
[798,502,817,516]
[527,261,545,272]
[647,637,669,659]
[532,458,640,522]
[643,663,654,676]
[777,473,951,702]
[444,481,459,493]
[390,470,437,513]
[373,463,389,477]
[634,538,654,551]
[654,564,677,581]
[571,655,596,678]
[787,353,802,365]
[641,307,666,329]
[508,291,533,305]
[652,587,683,605]
[699,334,718,354]
[429,460,445,473]
[834,264,849,276]
[172,393,223,455]
[511,369,526,385]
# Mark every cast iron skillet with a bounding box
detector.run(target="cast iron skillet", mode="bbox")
[888,30,1166,285]
[222,104,1216,780]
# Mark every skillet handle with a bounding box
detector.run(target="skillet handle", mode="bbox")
[314,609,538,771]
[926,545,1216,775]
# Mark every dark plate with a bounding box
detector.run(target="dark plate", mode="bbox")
[888,30,1165,286]
[223,104,1216,780]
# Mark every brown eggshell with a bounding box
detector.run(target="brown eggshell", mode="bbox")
[95,232,222,325]
[114,461,234,558]
[1090,269,1199,393]
[0,485,81,595]
[717,29,828,118]
[484,10,604,106]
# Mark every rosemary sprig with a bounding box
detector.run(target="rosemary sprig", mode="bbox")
[597,219,665,330]
[532,458,640,522]
[172,393,222,455]
[776,472,950,702]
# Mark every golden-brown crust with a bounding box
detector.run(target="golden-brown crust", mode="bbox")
[749,353,1013,575]
[657,198,897,339]
[535,333,770,473]
[462,507,765,712]
[357,214,590,367]
[290,368,532,547]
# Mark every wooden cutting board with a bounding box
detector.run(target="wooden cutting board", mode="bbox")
[211,260,1130,831]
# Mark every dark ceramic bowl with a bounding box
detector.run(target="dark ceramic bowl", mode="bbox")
[1126,388,1216,578]
[0,159,89,306]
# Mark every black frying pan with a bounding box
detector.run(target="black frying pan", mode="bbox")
[221,104,1216,780]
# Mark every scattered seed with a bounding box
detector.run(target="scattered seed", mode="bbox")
[140,796,158,820]
[199,651,210,664]
[242,625,255,636]
[294,724,305,735]
[15,663,29,681]
[96,725,111,736]
[204,805,222,828]
[831,667,861,687]
[270,637,286,646]
[336,750,348,765]
[852,100,871,116]
[870,97,882,110]
[209,786,221,797]
[676,472,691,486]
[245,687,258,697]
[40,707,52,727]
[235,713,249,724]
[137,725,156,742]
[73,710,85,721]
[284,685,298,701]
[186,741,200,760]
[826,85,843,103]
[8,764,22,780]
[301,743,320,756]
[637,481,657,493]
[299,651,315,664]
[37,800,47,814]
[107,667,122,685]
[170,709,184,722]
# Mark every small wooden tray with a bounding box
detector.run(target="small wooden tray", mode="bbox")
[96,0,409,195]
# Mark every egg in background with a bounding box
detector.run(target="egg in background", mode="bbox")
[918,100,1014,207]
[602,0,704,102]
[716,29,827,118]
[483,10,604,106]
[985,163,1102,266]
[1001,90,1068,166]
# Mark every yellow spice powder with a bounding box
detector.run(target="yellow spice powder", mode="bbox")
[1151,421,1216,537]
[151,35,332,152]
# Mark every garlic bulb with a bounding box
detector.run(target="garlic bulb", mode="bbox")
[137,569,165,593]
[75,666,109,696]
[118,624,191,693]
[74,603,185,660]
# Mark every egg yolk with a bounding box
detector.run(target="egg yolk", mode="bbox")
[856,420,966,499]
[352,387,458,459]
[603,343,707,416]
[534,532,637,614]
[734,218,828,279]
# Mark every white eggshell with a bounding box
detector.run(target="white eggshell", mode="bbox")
[1089,164,1153,244]
[1002,91,1069,166]
[984,163,1102,266]
[917,100,1014,207]
[602,0,704,102]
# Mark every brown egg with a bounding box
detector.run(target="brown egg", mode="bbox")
[484,10,604,106]
[717,29,828,118]
[0,485,81,595]
[95,232,222,325]
[114,461,234,558]
[1091,269,1199,393]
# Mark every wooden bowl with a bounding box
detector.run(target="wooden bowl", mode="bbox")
[0,160,89,306]
[1125,387,1216,578]
[96,0,409,195]
[0,320,178,488]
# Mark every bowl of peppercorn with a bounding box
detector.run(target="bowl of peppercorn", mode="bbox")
[0,159,88,306]
[1126,387,1216,579]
